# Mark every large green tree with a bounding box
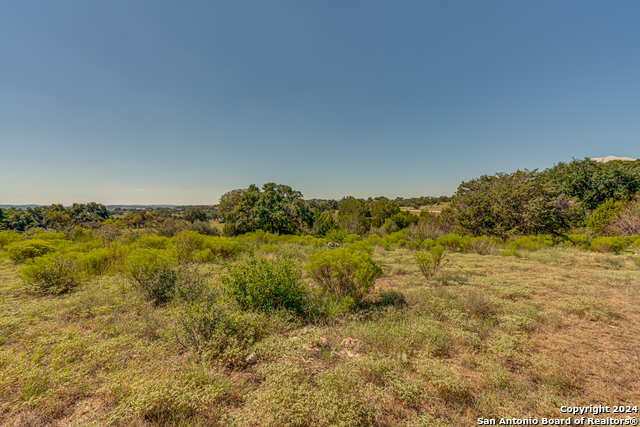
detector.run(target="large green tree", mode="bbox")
[451,170,581,237]
[222,183,313,235]
[337,199,371,236]
[544,158,640,211]
[183,207,207,224]
[370,200,400,228]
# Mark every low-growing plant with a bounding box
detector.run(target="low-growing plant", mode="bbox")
[436,233,468,252]
[0,230,22,249]
[176,299,270,364]
[6,239,57,262]
[125,248,179,305]
[565,234,589,246]
[20,254,83,294]
[414,245,449,279]
[222,256,308,314]
[589,236,627,254]
[306,248,383,301]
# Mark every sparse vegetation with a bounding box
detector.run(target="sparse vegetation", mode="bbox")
[2,173,640,426]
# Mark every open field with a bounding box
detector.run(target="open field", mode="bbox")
[401,204,449,215]
[1,236,639,426]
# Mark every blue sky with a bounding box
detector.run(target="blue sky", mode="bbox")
[1,1,639,205]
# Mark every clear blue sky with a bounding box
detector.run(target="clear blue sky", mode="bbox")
[2,1,639,205]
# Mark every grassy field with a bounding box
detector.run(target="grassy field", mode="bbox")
[1,239,639,426]
[401,204,449,215]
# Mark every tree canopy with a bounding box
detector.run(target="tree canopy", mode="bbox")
[222,183,313,236]
[451,170,581,237]
[544,158,640,211]
[183,207,207,224]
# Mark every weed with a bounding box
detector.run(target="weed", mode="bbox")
[414,245,449,279]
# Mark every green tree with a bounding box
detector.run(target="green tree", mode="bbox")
[2,208,36,231]
[337,199,371,236]
[183,206,207,224]
[218,189,246,217]
[544,158,640,211]
[451,170,581,237]
[223,183,313,236]
[370,200,400,228]
[310,210,338,237]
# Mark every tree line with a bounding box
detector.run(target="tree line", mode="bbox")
[2,157,639,237]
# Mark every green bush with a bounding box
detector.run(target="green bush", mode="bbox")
[20,255,83,294]
[565,234,589,246]
[259,244,279,254]
[172,231,206,264]
[125,249,179,305]
[6,239,57,262]
[343,233,362,243]
[343,240,374,255]
[176,300,270,364]
[131,234,171,249]
[414,245,449,279]
[588,237,627,254]
[222,256,308,314]
[71,227,94,243]
[306,248,383,301]
[588,198,622,235]
[0,231,22,249]
[325,228,349,244]
[436,233,468,252]
[28,230,66,241]
[77,247,116,276]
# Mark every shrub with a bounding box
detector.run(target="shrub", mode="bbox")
[131,234,171,249]
[222,256,308,314]
[20,255,83,294]
[203,237,242,259]
[0,231,22,249]
[588,198,622,235]
[565,234,589,246]
[343,240,374,255]
[172,231,206,264]
[306,248,383,301]
[588,237,627,254]
[436,233,468,252]
[414,245,449,279]
[71,227,94,243]
[125,249,179,305]
[6,240,57,262]
[176,300,270,363]
[325,228,349,244]
[77,247,115,276]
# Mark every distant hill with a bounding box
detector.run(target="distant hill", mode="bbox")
[591,156,637,163]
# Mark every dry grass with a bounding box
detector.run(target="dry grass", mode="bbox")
[1,244,639,426]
